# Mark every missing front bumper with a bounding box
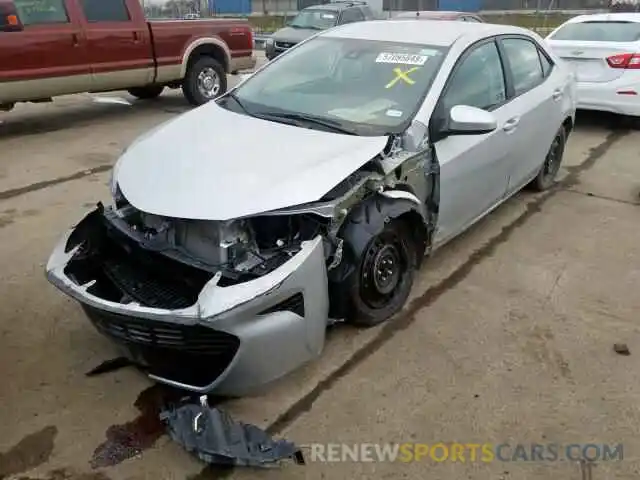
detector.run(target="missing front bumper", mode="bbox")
[46,208,330,396]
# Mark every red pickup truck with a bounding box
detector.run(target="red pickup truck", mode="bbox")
[0,0,255,111]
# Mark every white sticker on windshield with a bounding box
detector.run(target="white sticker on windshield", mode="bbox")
[375,52,428,65]
[321,13,336,18]
[386,109,403,117]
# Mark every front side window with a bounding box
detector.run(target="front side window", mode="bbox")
[549,20,640,42]
[288,9,338,30]
[229,37,447,135]
[13,0,68,25]
[501,38,544,96]
[80,0,130,22]
[443,41,506,111]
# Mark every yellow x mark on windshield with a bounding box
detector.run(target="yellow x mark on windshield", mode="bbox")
[385,67,420,89]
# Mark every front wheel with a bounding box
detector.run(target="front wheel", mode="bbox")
[528,126,566,192]
[346,219,417,327]
[182,57,227,106]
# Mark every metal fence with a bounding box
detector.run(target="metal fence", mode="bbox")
[246,0,610,12]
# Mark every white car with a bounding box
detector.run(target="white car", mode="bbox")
[546,13,640,117]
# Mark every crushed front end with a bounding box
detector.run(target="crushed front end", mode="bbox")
[46,202,329,396]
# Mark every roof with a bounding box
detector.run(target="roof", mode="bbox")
[394,10,475,19]
[306,1,367,10]
[323,19,528,46]
[567,12,640,22]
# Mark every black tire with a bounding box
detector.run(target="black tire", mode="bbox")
[182,56,227,106]
[527,126,566,192]
[345,219,417,327]
[127,85,164,100]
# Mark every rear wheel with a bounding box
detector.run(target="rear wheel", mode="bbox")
[346,219,417,327]
[127,86,164,100]
[182,56,227,106]
[528,126,566,192]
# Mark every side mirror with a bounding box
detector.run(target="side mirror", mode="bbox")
[448,105,497,135]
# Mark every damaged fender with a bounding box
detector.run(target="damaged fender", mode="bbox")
[327,192,431,318]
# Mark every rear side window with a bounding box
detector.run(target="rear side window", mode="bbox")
[501,38,544,95]
[539,49,553,77]
[80,0,130,22]
[550,21,640,42]
[340,8,364,24]
[13,0,69,25]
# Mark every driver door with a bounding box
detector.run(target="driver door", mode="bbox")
[431,38,518,245]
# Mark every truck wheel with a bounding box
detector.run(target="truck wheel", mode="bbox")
[345,219,417,327]
[128,86,165,100]
[182,56,227,106]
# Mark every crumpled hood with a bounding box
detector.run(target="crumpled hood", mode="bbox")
[115,102,388,221]
[272,26,318,44]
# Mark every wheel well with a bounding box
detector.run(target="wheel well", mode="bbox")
[187,44,228,73]
[395,210,428,263]
[562,116,573,136]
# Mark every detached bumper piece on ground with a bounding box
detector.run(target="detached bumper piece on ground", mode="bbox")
[160,396,305,468]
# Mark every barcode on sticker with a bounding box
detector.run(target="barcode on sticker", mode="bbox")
[375,53,428,65]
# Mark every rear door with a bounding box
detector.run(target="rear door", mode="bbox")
[546,19,640,83]
[499,35,564,193]
[76,0,154,91]
[0,0,90,103]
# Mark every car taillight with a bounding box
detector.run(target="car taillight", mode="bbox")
[247,27,253,47]
[606,53,640,69]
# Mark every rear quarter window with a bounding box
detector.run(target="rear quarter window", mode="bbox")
[550,21,640,42]
[13,0,69,25]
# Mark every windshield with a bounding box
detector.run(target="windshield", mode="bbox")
[288,9,339,29]
[550,21,640,42]
[226,37,447,136]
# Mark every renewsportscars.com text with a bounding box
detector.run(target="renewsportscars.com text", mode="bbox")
[307,443,624,463]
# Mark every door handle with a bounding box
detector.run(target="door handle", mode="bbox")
[132,31,139,43]
[502,117,520,132]
[71,33,80,46]
[552,89,563,100]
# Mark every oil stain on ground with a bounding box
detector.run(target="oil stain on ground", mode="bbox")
[90,385,184,469]
[0,425,58,479]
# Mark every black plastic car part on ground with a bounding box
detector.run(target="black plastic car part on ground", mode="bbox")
[160,396,305,467]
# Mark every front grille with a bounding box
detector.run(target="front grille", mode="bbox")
[84,306,238,352]
[275,41,296,49]
[83,306,240,388]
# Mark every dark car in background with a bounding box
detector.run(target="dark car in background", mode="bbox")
[393,10,484,22]
[265,1,377,60]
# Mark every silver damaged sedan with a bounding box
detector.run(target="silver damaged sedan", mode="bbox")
[46,20,576,396]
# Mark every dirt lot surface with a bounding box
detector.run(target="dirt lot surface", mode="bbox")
[1,65,640,479]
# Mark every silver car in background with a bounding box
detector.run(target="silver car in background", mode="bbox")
[46,20,576,396]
